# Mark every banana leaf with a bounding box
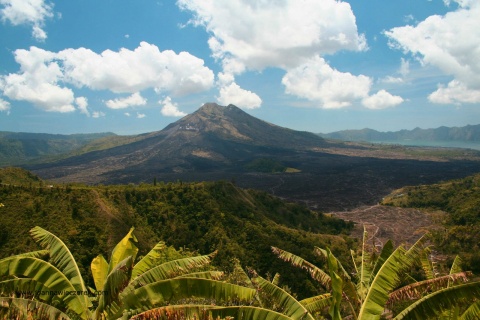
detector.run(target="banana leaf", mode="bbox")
[272,246,331,289]
[393,281,480,320]
[0,256,89,319]
[131,241,166,279]
[254,275,315,320]
[91,254,109,292]
[0,296,71,320]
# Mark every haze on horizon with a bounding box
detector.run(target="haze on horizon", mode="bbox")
[1,0,479,135]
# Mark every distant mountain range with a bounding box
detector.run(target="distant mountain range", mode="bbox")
[321,125,480,146]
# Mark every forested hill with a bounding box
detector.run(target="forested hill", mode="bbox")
[381,173,480,273]
[0,167,354,297]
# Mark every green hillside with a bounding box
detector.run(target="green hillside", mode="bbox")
[382,173,480,273]
[0,167,354,298]
[0,131,120,165]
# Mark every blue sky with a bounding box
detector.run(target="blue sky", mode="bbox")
[1,0,479,135]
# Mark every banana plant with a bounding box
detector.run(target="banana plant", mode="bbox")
[272,228,480,319]
[0,226,256,320]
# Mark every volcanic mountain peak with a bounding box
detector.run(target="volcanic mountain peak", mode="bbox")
[162,102,324,148]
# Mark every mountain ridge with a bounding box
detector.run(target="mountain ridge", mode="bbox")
[321,124,480,144]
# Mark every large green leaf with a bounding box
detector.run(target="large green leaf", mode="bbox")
[357,227,373,302]
[108,227,138,274]
[272,246,331,289]
[0,296,71,320]
[127,254,214,290]
[91,254,109,292]
[29,226,88,305]
[387,271,472,307]
[0,278,57,303]
[461,300,480,320]
[119,277,256,316]
[356,246,408,320]
[174,271,224,280]
[131,241,166,279]
[95,256,134,320]
[0,256,89,319]
[300,293,332,314]
[393,281,480,320]
[325,248,343,320]
[254,275,315,320]
[126,305,294,320]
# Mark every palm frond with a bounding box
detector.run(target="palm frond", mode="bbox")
[393,281,480,320]
[253,275,315,320]
[127,254,214,290]
[300,293,332,314]
[272,246,331,289]
[91,254,109,292]
[127,304,293,320]
[131,241,166,279]
[174,271,224,280]
[387,271,473,307]
[0,256,89,319]
[108,227,138,274]
[357,246,408,319]
[120,278,256,316]
[95,256,134,319]
[0,296,71,320]
[461,300,480,320]
[29,226,88,301]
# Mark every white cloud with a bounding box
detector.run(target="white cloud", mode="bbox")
[216,82,262,109]
[429,80,480,104]
[0,0,53,41]
[106,92,147,109]
[178,0,366,71]
[136,112,146,119]
[385,2,480,103]
[59,42,214,95]
[1,47,76,112]
[0,43,215,113]
[282,56,372,109]
[160,97,187,117]
[0,98,10,112]
[362,90,404,109]
[124,112,131,117]
[92,111,105,118]
[75,96,89,116]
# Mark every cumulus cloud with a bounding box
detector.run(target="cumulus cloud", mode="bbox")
[0,98,10,113]
[178,0,366,71]
[362,90,404,109]
[1,47,76,112]
[429,80,480,104]
[75,96,89,115]
[385,2,480,103]
[282,56,371,109]
[160,97,187,117]
[58,42,214,95]
[0,43,214,113]
[106,92,147,109]
[178,0,374,110]
[0,0,54,41]
[282,56,403,109]
[136,112,146,119]
[217,82,262,109]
